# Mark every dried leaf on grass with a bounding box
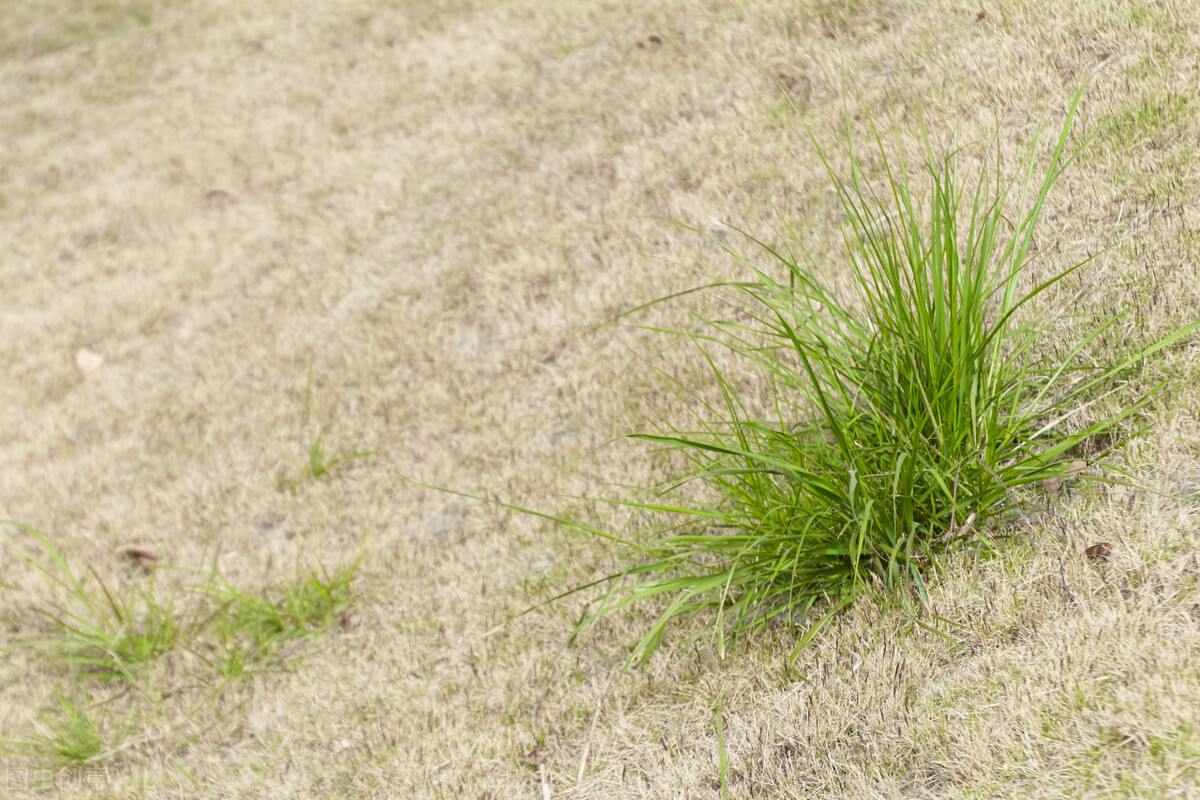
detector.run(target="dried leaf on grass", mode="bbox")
[114,543,159,568]
[1042,460,1088,494]
[74,348,104,375]
[519,745,549,766]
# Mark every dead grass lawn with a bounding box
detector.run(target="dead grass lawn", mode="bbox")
[2,0,1200,797]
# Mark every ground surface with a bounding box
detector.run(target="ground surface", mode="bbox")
[2,0,1200,797]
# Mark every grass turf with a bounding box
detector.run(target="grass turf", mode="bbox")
[1,0,1199,797]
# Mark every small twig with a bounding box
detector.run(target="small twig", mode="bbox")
[577,671,616,785]
[976,455,1035,527]
[539,762,552,800]
[1058,553,1080,605]
[976,456,1015,504]
[942,470,961,544]
[86,683,132,710]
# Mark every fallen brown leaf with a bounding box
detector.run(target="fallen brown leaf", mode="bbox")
[115,543,159,568]
[519,745,549,766]
[204,189,236,206]
[278,639,306,660]
[1041,460,1088,494]
[777,71,812,103]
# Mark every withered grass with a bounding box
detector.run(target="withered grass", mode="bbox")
[2,0,1199,797]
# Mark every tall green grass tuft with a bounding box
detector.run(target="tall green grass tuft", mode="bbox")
[573,87,1199,664]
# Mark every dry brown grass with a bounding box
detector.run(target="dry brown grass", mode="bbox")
[2,0,1199,797]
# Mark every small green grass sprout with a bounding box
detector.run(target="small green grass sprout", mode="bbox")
[301,431,375,482]
[277,365,374,490]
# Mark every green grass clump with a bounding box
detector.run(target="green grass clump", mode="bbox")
[194,551,361,675]
[0,524,179,686]
[1,521,364,764]
[2,690,112,767]
[570,87,1200,664]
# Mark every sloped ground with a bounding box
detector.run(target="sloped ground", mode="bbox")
[2,0,1199,797]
